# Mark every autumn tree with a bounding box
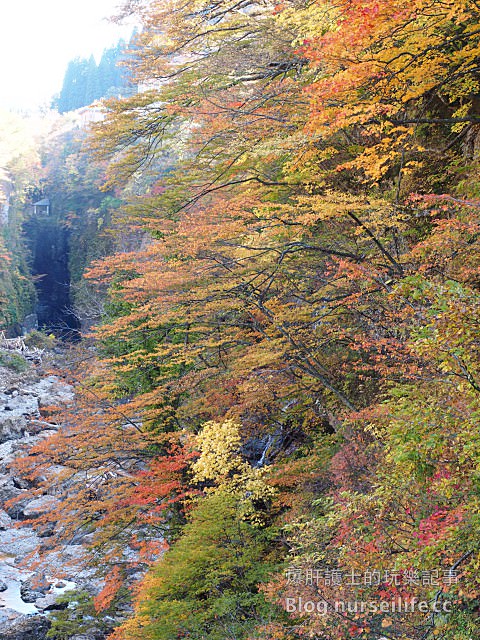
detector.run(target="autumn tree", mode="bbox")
[110,491,287,640]
[13,1,480,638]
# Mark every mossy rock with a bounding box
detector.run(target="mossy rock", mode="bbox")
[24,330,57,350]
[0,350,29,372]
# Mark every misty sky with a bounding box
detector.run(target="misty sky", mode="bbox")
[0,1,134,111]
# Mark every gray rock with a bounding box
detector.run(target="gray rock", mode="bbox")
[0,509,12,530]
[0,442,15,472]
[1,492,30,520]
[0,375,72,448]
[0,608,14,622]
[19,586,41,604]
[34,376,74,408]
[19,576,50,604]
[37,522,56,538]
[21,576,50,599]
[12,477,31,490]
[0,579,7,592]
[0,417,28,445]
[0,529,40,558]
[0,392,39,420]
[0,358,103,637]
[0,614,50,640]
[22,314,38,334]
[0,477,24,514]
[32,464,68,486]
[22,496,60,519]
[34,593,67,611]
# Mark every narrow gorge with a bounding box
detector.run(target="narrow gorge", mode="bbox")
[23,214,80,339]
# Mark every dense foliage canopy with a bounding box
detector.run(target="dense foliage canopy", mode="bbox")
[10,1,480,639]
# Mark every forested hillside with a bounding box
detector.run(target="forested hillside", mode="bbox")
[54,37,135,114]
[0,112,123,337]
[0,112,42,328]
[3,1,480,639]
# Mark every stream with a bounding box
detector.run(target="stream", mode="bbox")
[0,550,76,616]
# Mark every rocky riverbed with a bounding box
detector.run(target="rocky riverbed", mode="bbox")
[0,354,101,639]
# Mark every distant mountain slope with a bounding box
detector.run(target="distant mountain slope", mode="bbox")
[53,33,137,114]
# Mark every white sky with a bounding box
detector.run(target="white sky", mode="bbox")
[0,1,135,112]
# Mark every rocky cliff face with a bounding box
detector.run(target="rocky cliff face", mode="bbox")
[0,353,99,639]
[22,217,80,338]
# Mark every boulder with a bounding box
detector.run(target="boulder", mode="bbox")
[0,392,39,420]
[2,494,30,521]
[0,509,12,530]
[0,614,50,640]
[22,496,60,519]
[19,582,42,603]
[35,593,68,611]
[0,477,25,516]
[12,477,31,491]
[20,576,50,599]
[0,417,28,445]
[0,442,16,473]
[34,376,74,408]
[0,529,40,559]
[37,522,56,538]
